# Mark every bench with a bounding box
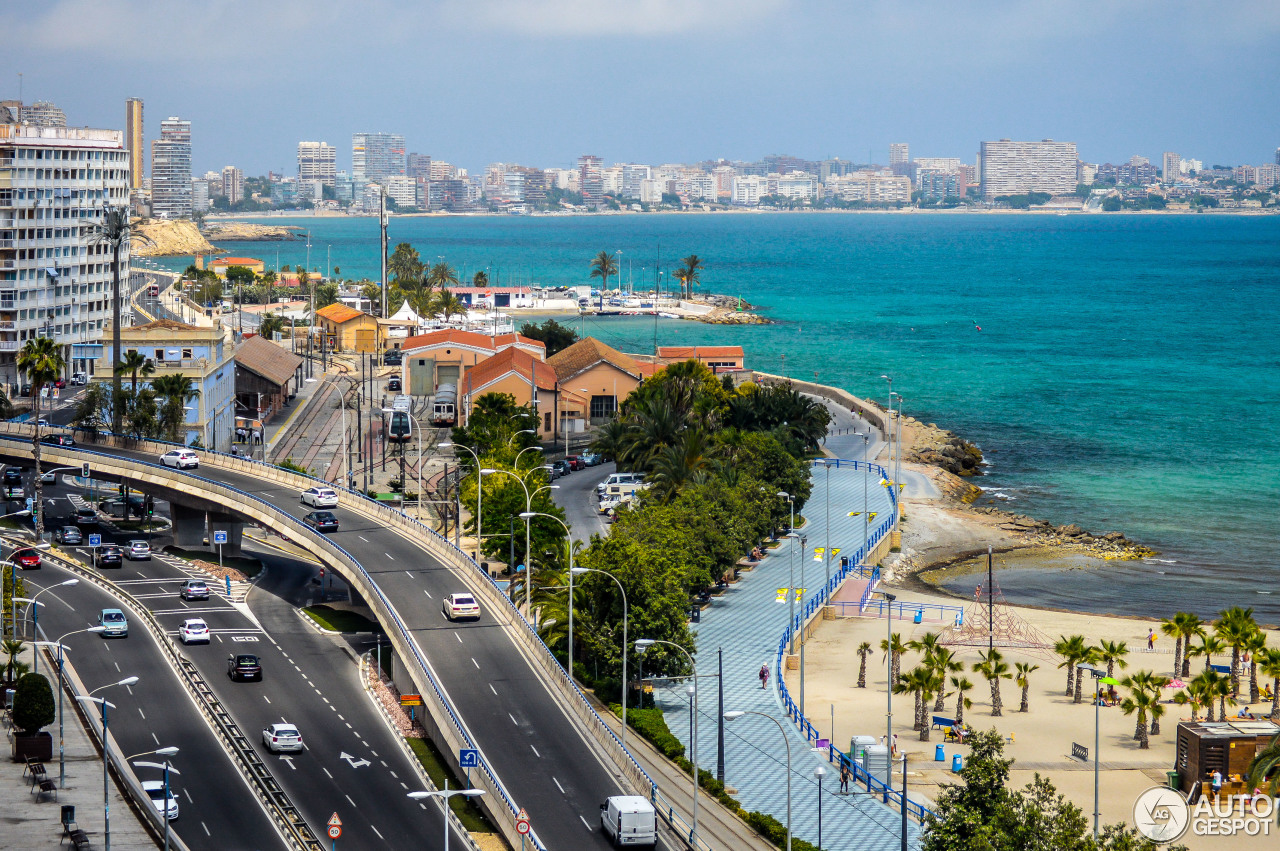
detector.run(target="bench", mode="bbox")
[34,777,58,802]
[931,715,957,730]
[24,757,46,781]
[62,828,91,849]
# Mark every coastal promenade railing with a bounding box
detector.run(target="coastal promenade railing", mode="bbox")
[840,599,965,624]
[858,566,882,613]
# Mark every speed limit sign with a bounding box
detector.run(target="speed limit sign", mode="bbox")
[516,807,530,835]
[328,825,342,839]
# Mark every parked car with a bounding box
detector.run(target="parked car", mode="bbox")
[11,548,41,569]
[387,377,402,392]
[159,449,199,470]
[142,780,179,821]
[126,540,152,560]
[551,459,572,478]
[98,608,128,638]
[546,463,561,481]
[41,434,75,447]
[382,351,402,366]
[96,545,123,568]
[75,507,99,526]
[262,723,303,753]
[178,618,210,644]
[39,470,57,484]
[70,372,88,386]
[302,510,339,533]
[180,579,209,601]
[53,526,82,545]
[566,455,586,471]
[227,653,262,681]
[53,378,66,390]
[442,592,481,621]
[580,451,603,467]
[597,472,645,497]
[300,486,339,508]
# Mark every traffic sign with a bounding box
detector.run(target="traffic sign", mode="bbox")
[459,748,480,768]
[327,813,342,827]
[88,534,102,547]
[399,694,422,707]
[213,530,228,545]
[516,808,530,835]
[327,825,341,840]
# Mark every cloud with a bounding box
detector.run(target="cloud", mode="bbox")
[438,0,789,36]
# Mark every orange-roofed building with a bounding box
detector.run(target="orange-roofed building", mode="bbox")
[399,328,545,396]
[315,302,381,353]
[656,345,745,372]
[460,347,559,440]
[547,337,643,427]
[209,256,265,277]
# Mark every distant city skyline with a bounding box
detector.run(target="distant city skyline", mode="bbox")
[3,1,1277,175]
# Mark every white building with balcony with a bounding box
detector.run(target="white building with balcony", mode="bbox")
[0,120,131,393]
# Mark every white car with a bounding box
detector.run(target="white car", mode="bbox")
[178,618,210,644]
[39,470,57,483]
[300,486,339,508]
[142,780,179,820]
[262,723,303,753]
[160,449,199,470]
[442,593,481,621]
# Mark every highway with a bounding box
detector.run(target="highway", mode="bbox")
[2,438,660,851]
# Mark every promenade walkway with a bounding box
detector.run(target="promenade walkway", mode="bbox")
[654,461,921,851]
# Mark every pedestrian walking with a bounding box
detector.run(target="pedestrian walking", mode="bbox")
[891,733,899,755]
[759,664,769,689]
[1147,629,1155,650]
[839,761,851,794]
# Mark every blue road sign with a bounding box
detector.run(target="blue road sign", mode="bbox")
[88,534,102,547]
[213,530,228,545]
[459,749,480,768]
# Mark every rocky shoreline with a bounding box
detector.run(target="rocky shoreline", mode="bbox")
[682,293,771,324]
[204,222,302,243]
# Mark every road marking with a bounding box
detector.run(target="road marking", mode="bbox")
[509,713,518,726]
[138,708,145,719]
[371,826,384,840]
[280,756,296,770]
[338,714,345,721]
[114,661,120,672]
[531,745,540,757]
[183,788,193,804]
[151,732,159,745]
[580,815,591,830]
[371,749,378,757]
[423,589,432,599]
[345,722,352,729]
[380,760,388,768]
[471,657,480,670]
[359,536,369,542]
[405,570,413,579]
[346,794,357,807]
[389,769,398,779]
[454,632,462,643]
[216,635,223,643]
[202,822,210,836]
[264,696,271,704]
[322,767,333,779]
[322,697,330,705]
[489,684,497,696]
[385,553,394,561]
[554,777,565,794]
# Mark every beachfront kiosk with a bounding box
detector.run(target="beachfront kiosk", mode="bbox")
[1174,719,1279,800]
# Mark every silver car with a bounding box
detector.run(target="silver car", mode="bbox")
[53,526,82,545]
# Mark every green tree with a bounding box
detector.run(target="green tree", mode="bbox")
[436,289,466,322]
[1216,607,1257,696]
[975,648,1012,716]
[880,633,906,686]
[387,243,423,288]
[1258,648,1280,722]
[675,255,703,299]
[450,394,540,463]
[1185,633,1226,674]
[951,675,974,726]
[258,312,285,339]
[1054,634,1090,697]
[1094,640,1129,679]
[151,373,197,443]
[1245,629,1267,704]
[18,337,65,538]
[856,641,872,688]
[1162,612,1203,679]
[1247,732,1280,796]
[71,383,112,436]
[589,250,618,297]
[11,672,55,734]
[316,282,339,309]
[518,319,579,357]
[472,270,489,287]
[86,206,150,433]
[1015,662,1039,713]
[426,261,460,292]
[114,349,154,392]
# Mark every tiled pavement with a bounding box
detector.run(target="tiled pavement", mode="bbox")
[654,461,922,850]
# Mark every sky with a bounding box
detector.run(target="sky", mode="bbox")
[3,0,1279,176]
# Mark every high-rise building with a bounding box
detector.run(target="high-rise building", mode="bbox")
[889,144,910,166]
[1274,147,1279,166]
[221,166,244,205]
[351,133,405,187]
[125,98,144,189]
[406,153,432,181]
[191,178,210,212]
[151,117,192,218]
[978,139,1078,199]
[577,154,603,209]
[297,141,336,186]
[24,101,67,127]
[1130,155,1149,167]
[0,119,131,387]
[1161,152,1181,184]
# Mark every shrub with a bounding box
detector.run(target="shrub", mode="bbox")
[277,458,311,476]
[623,706,685,760]
[12,672,55,734]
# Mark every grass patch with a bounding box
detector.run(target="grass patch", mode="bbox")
[405,737,496,834]
[164,546,264,578]
[301,605,378,634]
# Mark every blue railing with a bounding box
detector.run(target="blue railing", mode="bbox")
[858,566,882,613]
[859,599,966,624]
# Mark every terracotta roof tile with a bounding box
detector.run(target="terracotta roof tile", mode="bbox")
[234,335,304,386]
[546,337,641,382]
[462,347,557,395]
[316,303,365,324]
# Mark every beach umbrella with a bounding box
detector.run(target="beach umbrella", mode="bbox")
[1165,678,1186,689]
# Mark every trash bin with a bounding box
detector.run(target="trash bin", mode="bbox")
[951,754,963,773]
[934,744,945,762]
[690,606,701,624]
[61,805,75,827]
[913,608,924,624]
[1166,771,1180,790]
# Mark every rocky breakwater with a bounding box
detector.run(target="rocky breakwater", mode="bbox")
[973,507,1158,560]
[132,218,216,256]
[204,222,302,243]
[900,416,984,477]
[683,293,771,325]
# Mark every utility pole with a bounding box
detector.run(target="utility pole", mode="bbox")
[379,190,388,322]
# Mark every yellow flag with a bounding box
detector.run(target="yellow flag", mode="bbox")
[847,511,861,517]
[868,512,877,520]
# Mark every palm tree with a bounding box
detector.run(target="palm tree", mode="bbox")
[974,649,1012,717]
[950,675,974,726]
[1178,612,1205,678]
[1162,612,1202,678]
[1074,644,1099,704]
[1120,687,1157,749]
[1259,649,1280,722]
[1149,690,1168,736]
[114,349,154,393]
[1173,689,1199,722]
[895,667,927,733]
[880,633,906,686]
[676,255,703,299]
[1186,634,1226,674]
[18,337,65,539]
[387,243,423,287]
[473,271,489,287]
[150,374,197,443]
[86,205,150,434]
[1247,732,1280,796]
[1095,640,1130,679]
[856,642,872,688]
[589,250,618,304]
[426,261,460,292]
[1245,629,1267,705]
[1055,634,1089,696]
[1194,669,1233,721]
[1014,662,1039,712]
[1216,606,1257,696]
[925,647,962,712]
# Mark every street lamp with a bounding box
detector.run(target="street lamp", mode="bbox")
[811,459,834,599]
[15,577,78,673]
[880,374,893,453]
[407,788,485,851]
[725,710,791,851]
[76,675,141,851]
[130,747,179,851]
[636,638,699,844]
[878,590,896,786]
[777,492,797,655]
[520,511,573,668]
[571,566,629,754]
[1078,663,1105,837]
[489,469,556,615]
[441,443,489,563]
[814,765,826,848]
[46,626,106,787]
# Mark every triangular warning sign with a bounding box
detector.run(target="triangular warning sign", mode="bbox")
[328,813,343,827]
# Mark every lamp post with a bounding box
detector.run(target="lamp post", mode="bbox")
[636,638,699,844]
[441,443,489,562]
[76,675,141,851]
[572,567,629,754]
[1079,663,1104,838]
[814,765,826,848]
[861,432,870,558]
[407,787,485,851]
[890,392,904,532]
[880,374,893,455]
[814,459,833,598]
[778,491,796,654]
[130,747,179,851]
[520,511,573,669]
[725,710,790,851]
[47,626,105,787]
[879,590,896,786]
[486,468,557,615]
[16,578,77,673]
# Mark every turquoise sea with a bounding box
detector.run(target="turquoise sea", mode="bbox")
[175,212,1280,621]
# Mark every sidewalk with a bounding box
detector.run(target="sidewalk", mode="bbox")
[653,462,918,851]
[1,647,154,850]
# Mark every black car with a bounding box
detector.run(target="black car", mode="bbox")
[96,545,123,568]
[382,351,402,366]
[387,377,402,392]
[228,653,263,682]
[3,467,22,486]
[551,459,572,478]
[41,434,75,447]
[303,510,339,533]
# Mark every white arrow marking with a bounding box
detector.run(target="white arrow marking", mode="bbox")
[280,756,296,770]
[339,752,370,769]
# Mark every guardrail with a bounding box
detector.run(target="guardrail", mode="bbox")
[858,566,882,613]
[0,424,717,851]
[856,599,965,624]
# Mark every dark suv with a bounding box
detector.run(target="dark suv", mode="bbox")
[96,545,123,568]
[228,654,263,682]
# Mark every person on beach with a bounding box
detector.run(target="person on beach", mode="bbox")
[891,733,899,755]
[840,761,851,794]
[1147,629,1155,650]
[759,664,769,689]
[1211,769,1223,799]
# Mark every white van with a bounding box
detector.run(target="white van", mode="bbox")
[599,796,656,847]
[597,472,644,497]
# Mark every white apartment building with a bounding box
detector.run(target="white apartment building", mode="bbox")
[712,165,736,197]
[914,157,961,173]
[297,141,336,186]
[978,139,1078,199]
[1180,158,1203,175]
[621,164,651,198]
[775,171,818,201]
[731,175,769,206]
[382,175,417,209]
[0,121,131,389]
[1255,163,1279,188]
[191,178,210,212]
[828,171,913,204]
[221,166,244,205]
[676,170,717,201]
[889,143,910,166]
[1162,152,1181,184]
[602,166,624,196]
[352,132,405,188]
[640,179,664,205]
[151,117,191,218]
